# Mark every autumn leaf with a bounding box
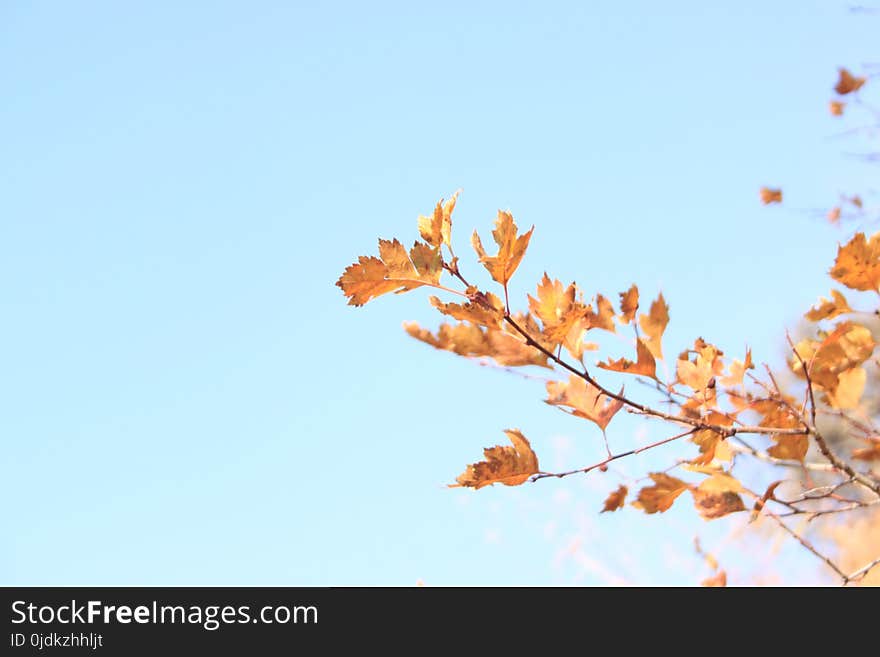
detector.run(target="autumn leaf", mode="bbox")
[828,207,841,224]
[767,434,809,462]
[696,472,743,494]
[701,571,727,587]
[632,473,689,514]
[404,320,550,368]
[829,100,845,116]
[692,489,745,520]
[337,238,443,306]
[430,293,504,329]
[600,485,628,513]
[759,187,783,205]
[585,294,616,333]
[452,429,539,489]
[528,274,589,344]
[751,481,783,521]
[418,191,459,248]
[829,232,880,292]
[719,348,753,387]
[677,342,723,392]
[805,289,852,322]
[618,284,639,324]
[597,338,657,378]
[690,429,725,466]
[834,67,866,95]
[638,293,669,359]
[852,437,880,462]
[471,210,534,286]
[545,374,624,431]
[825,366,866,410]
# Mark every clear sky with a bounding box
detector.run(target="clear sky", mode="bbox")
[2,1,876,585]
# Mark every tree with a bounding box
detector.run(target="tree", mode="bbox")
[336,66,880,586]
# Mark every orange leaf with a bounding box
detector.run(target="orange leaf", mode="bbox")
[829,100,845,116]
[527,274,589,344]
[600,485,628,513]
[471,210,534,286]
[767,434,808,462]
[759,187,783,205]
[632,473,689,514]
[337,238,443,306]
[597,338,657,378]
[638,293,669,359]
[701,571,727,587]
[690,430,724,465]
[692,488,745,520]
[417,191,459,248]
[751,480,783,521]
[618,284,639,324]
[545,375,624,431]
[430,293,504,328]
[719,348,753,387]
[452,429,539,489]
[805,289,852,322]
[404,320,550,368]
[830,232,880,292]
[834,68,866,95]
[585,294,616,333]
[852,437,880,461]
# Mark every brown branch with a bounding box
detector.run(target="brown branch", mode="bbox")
[762,509,848,581]
[532,428,696,481]
[845,556,880,584]
[787,332,817,428]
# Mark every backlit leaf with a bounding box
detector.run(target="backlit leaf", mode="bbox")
[618,284,639,324]
[759,187,783,204]
[632,473,689,514]
[639,293,669,359]
[830,232,880,292]
[805,289,852,322]
[452,429,539,489]
[597,338,657,378]
[471,210,534,286]
[601,485,628,513]
[692,489,745,520]
[418,191,459,248]
[545,374,624,431]
[767,434,808,462]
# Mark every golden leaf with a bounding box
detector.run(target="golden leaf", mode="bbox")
[429,293,504,329]
[677,341,723,391]
[452,429,539,489]
[691,430,724,465]
[767,434,808,462]
[701,571,727,587]
[404,321,550,368]
[585,294,616,333]
[545,375,624,431]
[597,338,657,378]
[825,366,866,410]
[692,488,745,520]
[417,191,459,248]
[471,210,534,286]
[600,485,628,513]
[719,348,753,387]
[338,238,443,306]
[829,100,845,116]
[792,322,875,406]
[852,437,880,461]
[834,68,866,95]
[638,293,669,359]
[759,187,783,205]
[616,284,639,325]
[805,289,852,322]
[527,274,589,344]
[697,472,743,494]
[632,473,689,514]
[830,232,880,292]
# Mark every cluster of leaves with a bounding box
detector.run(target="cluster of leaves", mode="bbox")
[337,68,880,585]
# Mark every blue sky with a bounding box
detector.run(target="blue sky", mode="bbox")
[1,1,876,585]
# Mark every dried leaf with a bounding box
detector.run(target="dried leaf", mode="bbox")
[618,284,639,324]
[528,274,589,344]
[677,341,723,391]
[767,434,809,462]
[834,68,866,95]
[825,366,866,409]
[471,210,534,286]
[751,480,783,521]
[792,322,875,407]
[690,430,725,465]
[829,100,845,116]
[404,321,549,368]
[828,207,841,224]
[600,485,628,513]
[759,187,783,205]
[852,437,880,461]
[632,473,689,514]
[597,338,657,378]
[586,294,616,333]
[638,293,669,359]
[338,238,443,306]
[830,232,880,292]
[453,429,539,489]
[692,488,745,520]
[545,375,624,431]
[719,348,753,387]
[701,571,727,587]
[697,472,743,494]
[805,290,852,322]
[418,191,459,248]
[430,293,504,329]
